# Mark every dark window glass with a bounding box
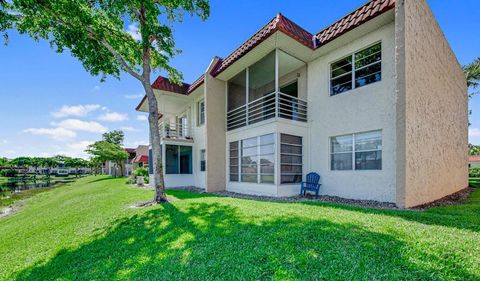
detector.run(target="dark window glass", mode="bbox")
[331,56,352,78]
[148,148,153,174]
[331,153,353,171]
[280,144,302,155]
[179,146,192,174]
[281,164,302,174]
[166,145,179,174]
[330,42,381,96]
[280,134,302,145]
[355,62,381,88]
[331,75,353,96]
[355,151,382,170]
[228,70,246,111]
[280,134,302,184]
[229,141,239,182]
[200,149,206,172]
[354,43,381,68]
[281,175,303,184]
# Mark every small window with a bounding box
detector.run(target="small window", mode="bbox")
[330,42,382,96]
[200,149,206,172]
[229,141,239,182]
[330,130,382,171]
[197,100,205,126]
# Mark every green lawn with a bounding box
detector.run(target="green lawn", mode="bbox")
[1,176,479,280]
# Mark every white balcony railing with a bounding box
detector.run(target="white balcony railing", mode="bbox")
[227,92,307,131]
[159,121,193,140]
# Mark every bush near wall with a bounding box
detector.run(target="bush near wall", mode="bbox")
[469,167,480,178]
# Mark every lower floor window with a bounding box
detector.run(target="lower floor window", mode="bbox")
[280,134,303,183]
[330,130,382,170]
[200,149,206,172]
[229,133,275,184]
[166,145,192,174]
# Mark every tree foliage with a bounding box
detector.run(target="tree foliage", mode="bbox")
[0,0,208,82]
[469,143,480,156]
[464,57,480,98]
[1,0,210,203]
[102,130,125,146]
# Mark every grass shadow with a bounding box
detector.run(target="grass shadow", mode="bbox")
[298,188,480,233]
[14,201,478,280]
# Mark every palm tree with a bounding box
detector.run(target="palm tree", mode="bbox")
[464,57,480,98]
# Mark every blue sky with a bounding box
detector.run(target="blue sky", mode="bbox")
[0,0,479,159]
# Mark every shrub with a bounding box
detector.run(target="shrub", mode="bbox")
[133,167,148,177]
[469,167,480,178]
[0,169,17,177]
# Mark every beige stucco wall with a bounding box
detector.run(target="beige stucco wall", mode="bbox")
[396,0,468,208]
[308,21,397,203]
[205,58,227,192]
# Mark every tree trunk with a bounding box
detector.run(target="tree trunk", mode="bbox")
[143,81,167,203]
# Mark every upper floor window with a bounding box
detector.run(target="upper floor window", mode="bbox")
[197,99,205,126]
[330,130,382,171]
[330,42,382,96]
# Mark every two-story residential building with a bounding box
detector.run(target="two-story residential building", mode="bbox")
[136,0,468,208]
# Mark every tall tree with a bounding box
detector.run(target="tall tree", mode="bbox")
[0,0,210,203]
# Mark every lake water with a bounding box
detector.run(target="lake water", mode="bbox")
[0,176,76,196]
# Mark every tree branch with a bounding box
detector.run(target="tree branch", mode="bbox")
[99,37,144,81]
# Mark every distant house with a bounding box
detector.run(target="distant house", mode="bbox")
[469,156,480,168]
[103,146,148,176]
[136,0,468,208]
[132,145,149,169]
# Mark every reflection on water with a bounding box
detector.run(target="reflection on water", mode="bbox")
[0,177,76,198]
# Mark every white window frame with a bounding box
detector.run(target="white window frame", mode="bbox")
[329,41,382,96]
[330,130,382,171]
[228,133,276,185]
[197,99,205,126]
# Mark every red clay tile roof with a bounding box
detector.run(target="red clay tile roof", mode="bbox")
[132,155,148,163]
[137,0,396,110]
[211,13,314,77]
[469,155,480,162]
[315,0,395,46]
[152,75,190,94]
[187,74,205,94]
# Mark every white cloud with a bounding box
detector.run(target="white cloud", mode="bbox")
[127,23,141,41]
[120,126,140,132]
[23,127,77,141]
[124,94,144,99]
[51,104,101,118]
[52,119,108,133]
[5,150,16,155]
[0,139,7,145]
[469,128,480,138]
[136,115,148,121]
[92,85,101,92]
[98,112,129,122]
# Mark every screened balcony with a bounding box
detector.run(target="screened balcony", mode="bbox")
[226,49,308,131]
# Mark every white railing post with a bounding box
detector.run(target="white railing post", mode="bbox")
[246,67,249,125]
[275,48,279,118]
